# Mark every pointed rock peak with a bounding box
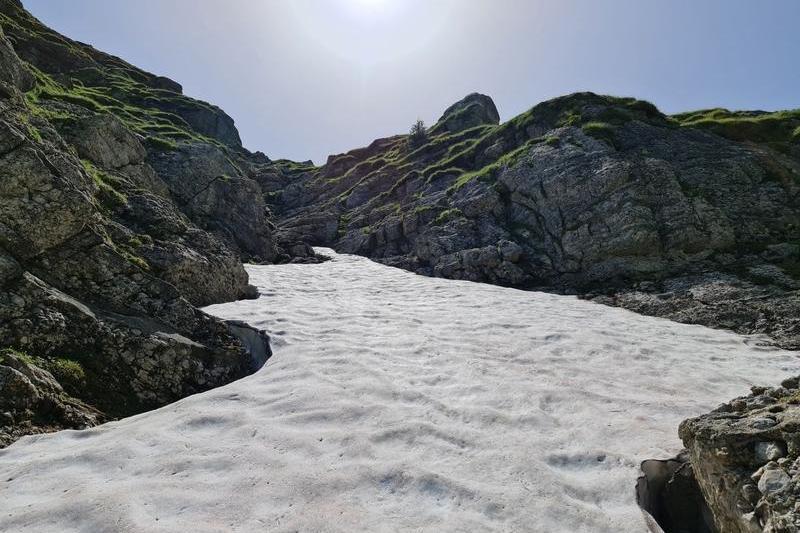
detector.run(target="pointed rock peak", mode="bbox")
[433,93,500,134]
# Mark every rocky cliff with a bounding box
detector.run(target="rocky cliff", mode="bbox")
[271,92,800,349]
[1,2,800,528]
[679,376,800,532]
[0,0,285,446]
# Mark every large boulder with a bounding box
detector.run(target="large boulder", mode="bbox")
[680,377,800,532]
[0,121,95,259]
[433,93,500,134]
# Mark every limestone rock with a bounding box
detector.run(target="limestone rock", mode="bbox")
[433,93,500,134]
[148,142,275,261]
[680,378,800,532]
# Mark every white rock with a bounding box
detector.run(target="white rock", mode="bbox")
[755,442,787,464]
[758,469,791,495]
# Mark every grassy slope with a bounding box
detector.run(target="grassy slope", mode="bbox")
[672,107,800,145]
[0,1,236,152]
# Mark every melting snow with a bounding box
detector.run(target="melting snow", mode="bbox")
[1,249,796,532]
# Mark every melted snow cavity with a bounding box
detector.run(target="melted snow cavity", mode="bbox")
[1,250,797,532]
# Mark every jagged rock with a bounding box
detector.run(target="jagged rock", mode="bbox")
[0,3,275,446]
[0,122,95,259]
[148,142,275,260]
[680,378,800,532]
[0,270,267,418]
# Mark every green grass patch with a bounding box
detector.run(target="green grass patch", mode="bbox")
[582,121,617,147]
[545,135,560,147]
[145,136,178,152]
[81,159,128,207]
[448,138,536,193]
[434,208,464,225]
[0,348,86,393]
[48,358,87,389]
[673,108,800,144]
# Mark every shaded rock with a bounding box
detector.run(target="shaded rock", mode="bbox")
[148,142,275,261]
[0,25,33,91]
[0,349,102,448]
[0,2,277,447]
[637,453,716,533]
[0,124,95,259]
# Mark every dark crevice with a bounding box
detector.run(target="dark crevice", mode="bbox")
[637,454,717,533]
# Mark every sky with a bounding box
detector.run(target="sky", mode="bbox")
[24,0,800,164]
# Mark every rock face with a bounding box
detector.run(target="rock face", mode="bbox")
[0,348,101,447]
[432,92,500,134]
[272,92,800,348]
[680,377,800,532]
[0,0,277,446]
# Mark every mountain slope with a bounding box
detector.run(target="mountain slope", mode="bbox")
[0,0,281,445]
[270,92,800,348]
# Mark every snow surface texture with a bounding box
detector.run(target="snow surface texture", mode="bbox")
[1,249,797,532]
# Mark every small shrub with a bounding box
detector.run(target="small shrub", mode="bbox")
[408,119,428,149]
[122,252,149,271]
[0,347,35,366]
[48,358,86,389]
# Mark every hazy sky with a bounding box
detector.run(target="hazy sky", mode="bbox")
[24,0,800,163]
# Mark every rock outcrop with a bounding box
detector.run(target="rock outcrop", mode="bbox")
[432,92,500,134]
[0,348,101,447]
[0,0,278,446]
[678,377,800,532]
[272,92,800,348]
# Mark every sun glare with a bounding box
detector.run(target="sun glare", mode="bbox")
[341,0,396,19]
[351,0,387,10]
[288,0,455,68]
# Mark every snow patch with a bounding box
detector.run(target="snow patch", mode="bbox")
[0,249,796,532]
